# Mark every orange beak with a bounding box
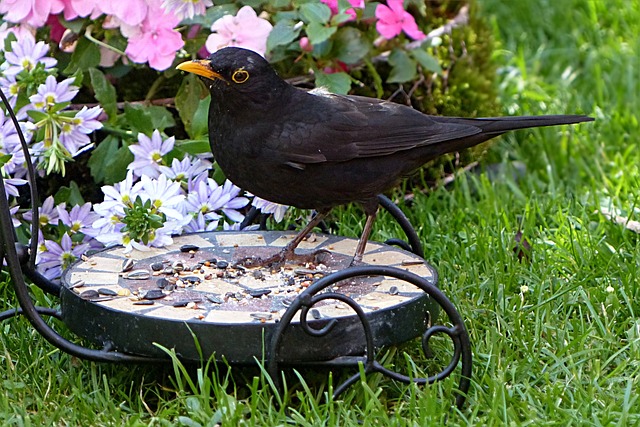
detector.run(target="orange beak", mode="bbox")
[176,60,225,81]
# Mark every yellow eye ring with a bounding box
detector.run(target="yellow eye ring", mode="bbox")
[232,69,249,84]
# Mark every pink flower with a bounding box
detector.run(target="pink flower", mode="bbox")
[0,22,34,48]
[123,0,184,70]
[321,0,364,20]
[60,0,101,21]
[205,6,273,57]
[0,0,64,27]
[375,0,425,41]
[99,0,148,26]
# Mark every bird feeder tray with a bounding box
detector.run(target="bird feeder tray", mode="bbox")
[60,230,439,364]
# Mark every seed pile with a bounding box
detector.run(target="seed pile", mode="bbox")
[72,244,372,323]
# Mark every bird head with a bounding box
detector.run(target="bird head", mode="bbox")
[177,47,287,104]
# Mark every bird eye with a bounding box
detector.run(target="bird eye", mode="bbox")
[232,69,249,84]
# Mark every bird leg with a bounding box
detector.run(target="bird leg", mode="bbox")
[278,209,329,259]
[350,204,379,266]
[238,209,330,268]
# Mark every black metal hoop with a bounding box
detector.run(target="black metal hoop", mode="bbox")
[0,85,472,408]
[267,264,471,409]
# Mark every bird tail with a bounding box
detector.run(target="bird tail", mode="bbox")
[436,114,594,135]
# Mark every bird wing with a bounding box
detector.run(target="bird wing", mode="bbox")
[263,92,482,166]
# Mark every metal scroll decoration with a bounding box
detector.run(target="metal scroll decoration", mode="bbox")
[0,86,472,409]
[268,264,471,409]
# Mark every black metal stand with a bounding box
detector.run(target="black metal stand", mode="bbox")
[0,88,472,409]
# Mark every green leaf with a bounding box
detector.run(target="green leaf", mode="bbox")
[0,154,12,167]
[190,96,211,140]
[54,181,85,207]
[123,103,152,135]
[88,135,120,183]
[146,105,175,131]
[306,22,337,45]
[63,36,100,75]
[387,48,417,83]
[175,74,206,138]
[300,3,332,24]
[88,68,118,122]
[3,31,17,52]
[410,48,443,74]
[267,20,302,52]
[175,139,210,156]
[333,27,369,64]
[58,15,84,33]
[315,71,351,94]
[104,146,134,184]
[26,110,48,122]
[364,58,384,98]
[123,103,175,135]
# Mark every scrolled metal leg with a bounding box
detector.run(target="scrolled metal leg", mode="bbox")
[268,264,472,409]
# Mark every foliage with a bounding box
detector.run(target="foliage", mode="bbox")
[2,0,636,425]
[0,0,497,281]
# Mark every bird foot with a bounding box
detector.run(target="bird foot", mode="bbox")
[235,249,332,269]
[348,257,366,267]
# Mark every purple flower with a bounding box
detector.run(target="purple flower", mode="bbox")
[57,202,101,237]
[251,196,289,223]
[375,0,425,41]
[205,6,273,57]
[184,178,248,229]
[133,174,185,221]
[158,156,211,188]
[3,33,58,76]
[59,106,103,156]
[29,75,79,111]
[0,73,20,107]
[94,171,138,220]
[37,233,90,281]
[9,205,20,227]
[2,177,27,198]
[22,195,60,227]
[0,109,29,175]
[127,130,175,178]
[161,0,212,19]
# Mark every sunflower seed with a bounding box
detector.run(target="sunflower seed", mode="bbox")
[80,289,100,300]
[121,258,134,272]
[143,289,166,300]
[180,244,199,253]
[182,276,201,285]
[206,294,223,304]
[249,289,271,298]
[250,312,272,321]
[150,262,164,271]
[123,270,150,280]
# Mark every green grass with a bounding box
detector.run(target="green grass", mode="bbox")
[2,0,640,425]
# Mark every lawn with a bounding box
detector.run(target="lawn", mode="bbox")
[1,0,639,425]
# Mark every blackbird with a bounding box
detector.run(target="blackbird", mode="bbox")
[177,47,593,265]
